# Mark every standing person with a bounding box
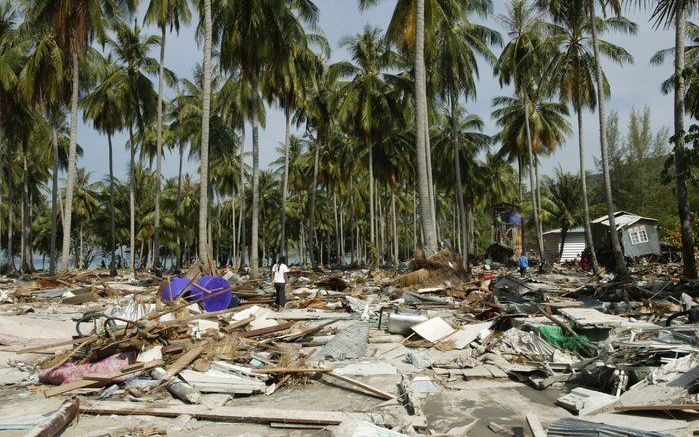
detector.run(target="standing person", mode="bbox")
[272,256,290,310]
[518,253,529,278]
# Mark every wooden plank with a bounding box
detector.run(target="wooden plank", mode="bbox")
[221,315,256,333]
[160,344,207,382]
[80,401,378,426]
[324,372,395,400]
[525,412,546,437]
[251,367,330,374]
[277,319,337,342]
[17,335,96,354]
[238,322,294,338]
[44,360,164,398]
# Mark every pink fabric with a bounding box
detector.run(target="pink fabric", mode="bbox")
[39,352,137,385]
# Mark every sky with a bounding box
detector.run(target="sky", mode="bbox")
[76,1,677,185]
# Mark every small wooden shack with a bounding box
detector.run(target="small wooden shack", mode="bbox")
[591,211,660,258]
[543,211,661,263]
[543,226,586,263]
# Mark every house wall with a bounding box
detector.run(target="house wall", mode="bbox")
[621,220,661,257]
[543,232,586,263]
[592,218,660,258]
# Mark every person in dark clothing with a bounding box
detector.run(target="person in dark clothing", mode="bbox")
[271,256,290,309]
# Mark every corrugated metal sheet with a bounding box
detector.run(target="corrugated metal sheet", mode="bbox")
[547,418,670,437]
[561,233,586,262]
[542,231,586,263]
[592,211,658,230]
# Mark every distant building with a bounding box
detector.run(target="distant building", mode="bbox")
[543,211,660,263]
[591,211,660,258]
[543,226,585,263]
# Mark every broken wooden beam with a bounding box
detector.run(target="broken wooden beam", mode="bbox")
[324,372,395,400]
[159,343,207,383]
[80,401,380,426]
[221,315,256,333]
[252,367,330,374]
[238,322,294,338]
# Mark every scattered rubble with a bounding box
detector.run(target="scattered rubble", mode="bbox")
[0,250,697,435]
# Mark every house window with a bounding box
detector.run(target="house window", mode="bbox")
[629,227,649,245]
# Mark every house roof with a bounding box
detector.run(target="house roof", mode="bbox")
[591,211,657,230]
[543,226,585,235]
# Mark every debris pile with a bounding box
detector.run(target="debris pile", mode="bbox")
[0,250,697,436]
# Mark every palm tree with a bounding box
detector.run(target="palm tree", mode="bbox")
[107,20,160,274]
[69,169,100,269]
[545,1,635,274]
[357,0,468,254]
[542,167,582,260]
[214,0,320,275]
[495,0,549,264]
[333,26,398,261]
[294,66,339,268]
[582,0,630,277]
[264,28,327,258]
[18,26,70,274]
[82,54,125,276]
[144,0,191,272]
[432,10,500,265]
[26,0,133,272]
[198,0,213,265]
[646,0,699,279]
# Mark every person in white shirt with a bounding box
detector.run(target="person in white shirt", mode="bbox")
[271,256,290,309]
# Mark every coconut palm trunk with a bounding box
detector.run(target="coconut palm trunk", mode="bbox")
[50,128,59,274]
[450,92,468,267]
[280,107,291,257]
[199,0,212,265]
[128,126,136,276]
[415,0,438,254]
[238,133,246,268]
[153,26,166,272]
[308,139,321,269]
[60,51,80,272]
[576,104,600,273]
[107,133,117,276]
[334,192,341,264]
[369,139,375,251]
[176,138,184,269]
[6,150,13,272]
[588,1,628,277]
[673,8,698,279]
[21,147,31,273]
[559,224,568,261]
[250,76,261,275]
[391,190,398,265]
[522,89,545,263]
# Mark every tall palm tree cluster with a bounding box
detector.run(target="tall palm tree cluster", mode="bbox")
[0,0,695,280]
